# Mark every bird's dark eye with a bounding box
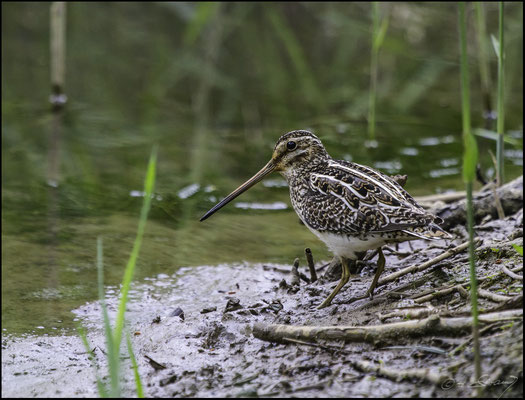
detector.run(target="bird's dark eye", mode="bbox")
[287,141,297,150]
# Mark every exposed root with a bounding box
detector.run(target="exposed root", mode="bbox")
[502,264,523,280]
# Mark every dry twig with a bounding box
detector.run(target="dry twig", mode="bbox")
[378,240,475,288]
[378,307,436,321]
[305,248,317,283]
[350,359,447,386]
[414,284,469,304]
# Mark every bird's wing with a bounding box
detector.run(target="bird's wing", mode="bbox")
[305,160,436,234]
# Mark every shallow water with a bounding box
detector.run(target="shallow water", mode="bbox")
[2,2,523,335]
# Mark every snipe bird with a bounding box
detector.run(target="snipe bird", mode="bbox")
[200,130,451,308]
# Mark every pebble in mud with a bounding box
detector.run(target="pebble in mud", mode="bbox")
[224,298,243,313]
[169,307,185,321]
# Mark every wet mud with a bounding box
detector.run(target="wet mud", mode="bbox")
[2,178,523,398]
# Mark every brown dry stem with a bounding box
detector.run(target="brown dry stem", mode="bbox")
[377,240,476,288]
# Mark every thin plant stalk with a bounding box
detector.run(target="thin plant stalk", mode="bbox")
[459,3,481,395]
[367,2,388,142]
[496,2,505,186]
[79,149,156,397]
[474,2,493,120]
[127,332,144,398]
[97,237,120,397]
[77,325,108,397]
[113,146,157,352]
[50,2,66,98]
[48,2,66,187]
[367,2,379,141]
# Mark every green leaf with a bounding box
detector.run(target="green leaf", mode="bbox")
[97,237,121,397]
[512,244,523,256]
[113,146,157,350]
[373,17,389,51]
[473,128,519,146]
[491,34,500,58]
[127,332,144,398]
[183,2,220,45]
[77,325,109,397]
[462,134,478,183]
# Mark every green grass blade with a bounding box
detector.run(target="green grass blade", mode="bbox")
[491,34,500,59]
[462,133,479,184]
[367,2,381,141]
[373,16,389,51]
[473,128,519,146]
[113,146,157,356]
[77,325,109,397]
[459,3,478,184]
[474,2,493,114]
[458,3,481,394]
[126,331,144,398]
[97,237,120,397]
[496,2,505,186]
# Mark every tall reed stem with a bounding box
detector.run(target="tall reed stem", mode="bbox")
[474,2,493,121]
[367,2,379,141]
[496,2,505,186]
[459,3,481,394]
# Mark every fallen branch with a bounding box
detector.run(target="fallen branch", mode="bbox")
[252,309,522,345]
[350,359,447,386]
[477,288,513,303]
[482,294,523,313]
[414,191,468,205]
[433,175,523,229]
[378,307,436,322]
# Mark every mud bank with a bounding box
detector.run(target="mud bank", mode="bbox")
[2,178,523,398]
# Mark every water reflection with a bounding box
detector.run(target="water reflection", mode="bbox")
[2,2,522,335]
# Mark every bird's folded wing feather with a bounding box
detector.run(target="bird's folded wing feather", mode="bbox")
[305,161,436,234]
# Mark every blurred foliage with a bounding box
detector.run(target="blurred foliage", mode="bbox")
[2,2,523,223]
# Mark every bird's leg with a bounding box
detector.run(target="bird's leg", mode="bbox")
[317,256,351,309]
[364,247,385,298]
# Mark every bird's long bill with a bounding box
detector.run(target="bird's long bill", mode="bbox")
[199,160,275,221]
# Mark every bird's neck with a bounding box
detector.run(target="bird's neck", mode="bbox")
[279,155,331,185]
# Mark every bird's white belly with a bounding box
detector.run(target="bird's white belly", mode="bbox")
[307,227,386,259]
